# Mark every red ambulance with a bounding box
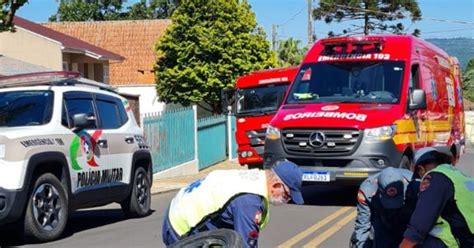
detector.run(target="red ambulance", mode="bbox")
[263,35,465,185]
[234,67,298,168]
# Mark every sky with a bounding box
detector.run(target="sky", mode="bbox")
[16,0,474,44]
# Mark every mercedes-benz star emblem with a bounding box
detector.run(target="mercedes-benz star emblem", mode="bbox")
[309,131,326,148]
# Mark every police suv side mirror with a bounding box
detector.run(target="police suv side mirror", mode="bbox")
[409,89,427,110]
[72,113,96,130]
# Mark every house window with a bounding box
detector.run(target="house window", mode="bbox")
[62,62,69,71]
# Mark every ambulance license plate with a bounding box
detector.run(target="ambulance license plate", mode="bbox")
[302,171,330,182]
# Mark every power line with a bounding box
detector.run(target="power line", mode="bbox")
[423,18,474,25]
[277,35,308,39]
[279,5,306,27]
[421,28,474,34]
[406,21,416,33]
[332,4,474,26]
[272,2,312,47]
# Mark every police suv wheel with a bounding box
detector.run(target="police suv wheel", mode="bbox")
[121,167,151,218]
[24,173,68,242]
[169,229,244,248]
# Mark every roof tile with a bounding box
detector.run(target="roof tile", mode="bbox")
[43,19,171,86]
[14,17,124,62]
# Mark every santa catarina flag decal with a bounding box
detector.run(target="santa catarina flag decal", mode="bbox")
[70,130,103,171]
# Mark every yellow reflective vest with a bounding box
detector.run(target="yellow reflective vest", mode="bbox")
[425,164,474,247]
[168,169,270,236]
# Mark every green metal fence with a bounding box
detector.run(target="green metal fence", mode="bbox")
[230,115,238,159]
[143,107,195,173]
[198,115,227,170]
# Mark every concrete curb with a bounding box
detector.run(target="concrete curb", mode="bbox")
[151,188,180,195]
[149,160,245,196]
[151,183,187,195]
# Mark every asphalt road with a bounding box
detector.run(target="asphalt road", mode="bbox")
[3,147,474,248]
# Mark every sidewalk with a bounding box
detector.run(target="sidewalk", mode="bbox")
[151,160,247,195]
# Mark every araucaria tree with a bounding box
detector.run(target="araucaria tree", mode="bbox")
[154,0,276,114]
[313,0,422,36]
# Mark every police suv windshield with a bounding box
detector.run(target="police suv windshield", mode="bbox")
[0,90,54,127]
[237,84,288,117]
[286,61,405,104]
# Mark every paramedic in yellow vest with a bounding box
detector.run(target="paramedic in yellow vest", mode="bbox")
[400,147,474,248]
[162,160,304,247]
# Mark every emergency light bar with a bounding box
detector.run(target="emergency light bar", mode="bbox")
[321,36,385,46]
[321,36,385,53]
[0,71,116,92]
[0,71,80,88]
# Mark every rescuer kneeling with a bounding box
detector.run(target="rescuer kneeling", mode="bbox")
[162,160,304,248]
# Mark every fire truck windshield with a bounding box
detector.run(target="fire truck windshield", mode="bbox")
[286,61,405,104]
[237,84,288,117]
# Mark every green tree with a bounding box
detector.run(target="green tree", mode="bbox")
[154,0,276,114]
[126,0,179,20]
[49,0,125,22]
[462,59,474,102]
[277,38,307,67]
[1,0,28,32]
[313,0,422,36]
[50,0,179,21]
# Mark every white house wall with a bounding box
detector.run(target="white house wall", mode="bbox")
[116,85,166,114]
[0,28,62,70]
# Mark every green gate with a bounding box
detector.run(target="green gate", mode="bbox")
[198,115,227,170]
[143,107,195,173]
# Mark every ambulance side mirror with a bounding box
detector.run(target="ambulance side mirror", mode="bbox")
[409,89,427,110]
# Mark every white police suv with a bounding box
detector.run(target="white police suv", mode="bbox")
[0,72,152,242]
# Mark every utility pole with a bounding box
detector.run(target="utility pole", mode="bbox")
[307,0,313,45]
[272,24,278,51]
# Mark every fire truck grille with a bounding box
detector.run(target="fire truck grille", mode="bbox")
[281,129,362,156]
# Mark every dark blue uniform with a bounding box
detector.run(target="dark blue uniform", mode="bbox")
[163,194,265,248]
[351,169,417,248]
[404,172,474,248]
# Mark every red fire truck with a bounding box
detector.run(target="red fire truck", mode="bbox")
[233,67,298,168]
[263,35,465,185]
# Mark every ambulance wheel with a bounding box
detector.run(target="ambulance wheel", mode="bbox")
[24,173,68,242]
[121,167,151,218]
[169,229,244,248]
[399,155,411,170]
